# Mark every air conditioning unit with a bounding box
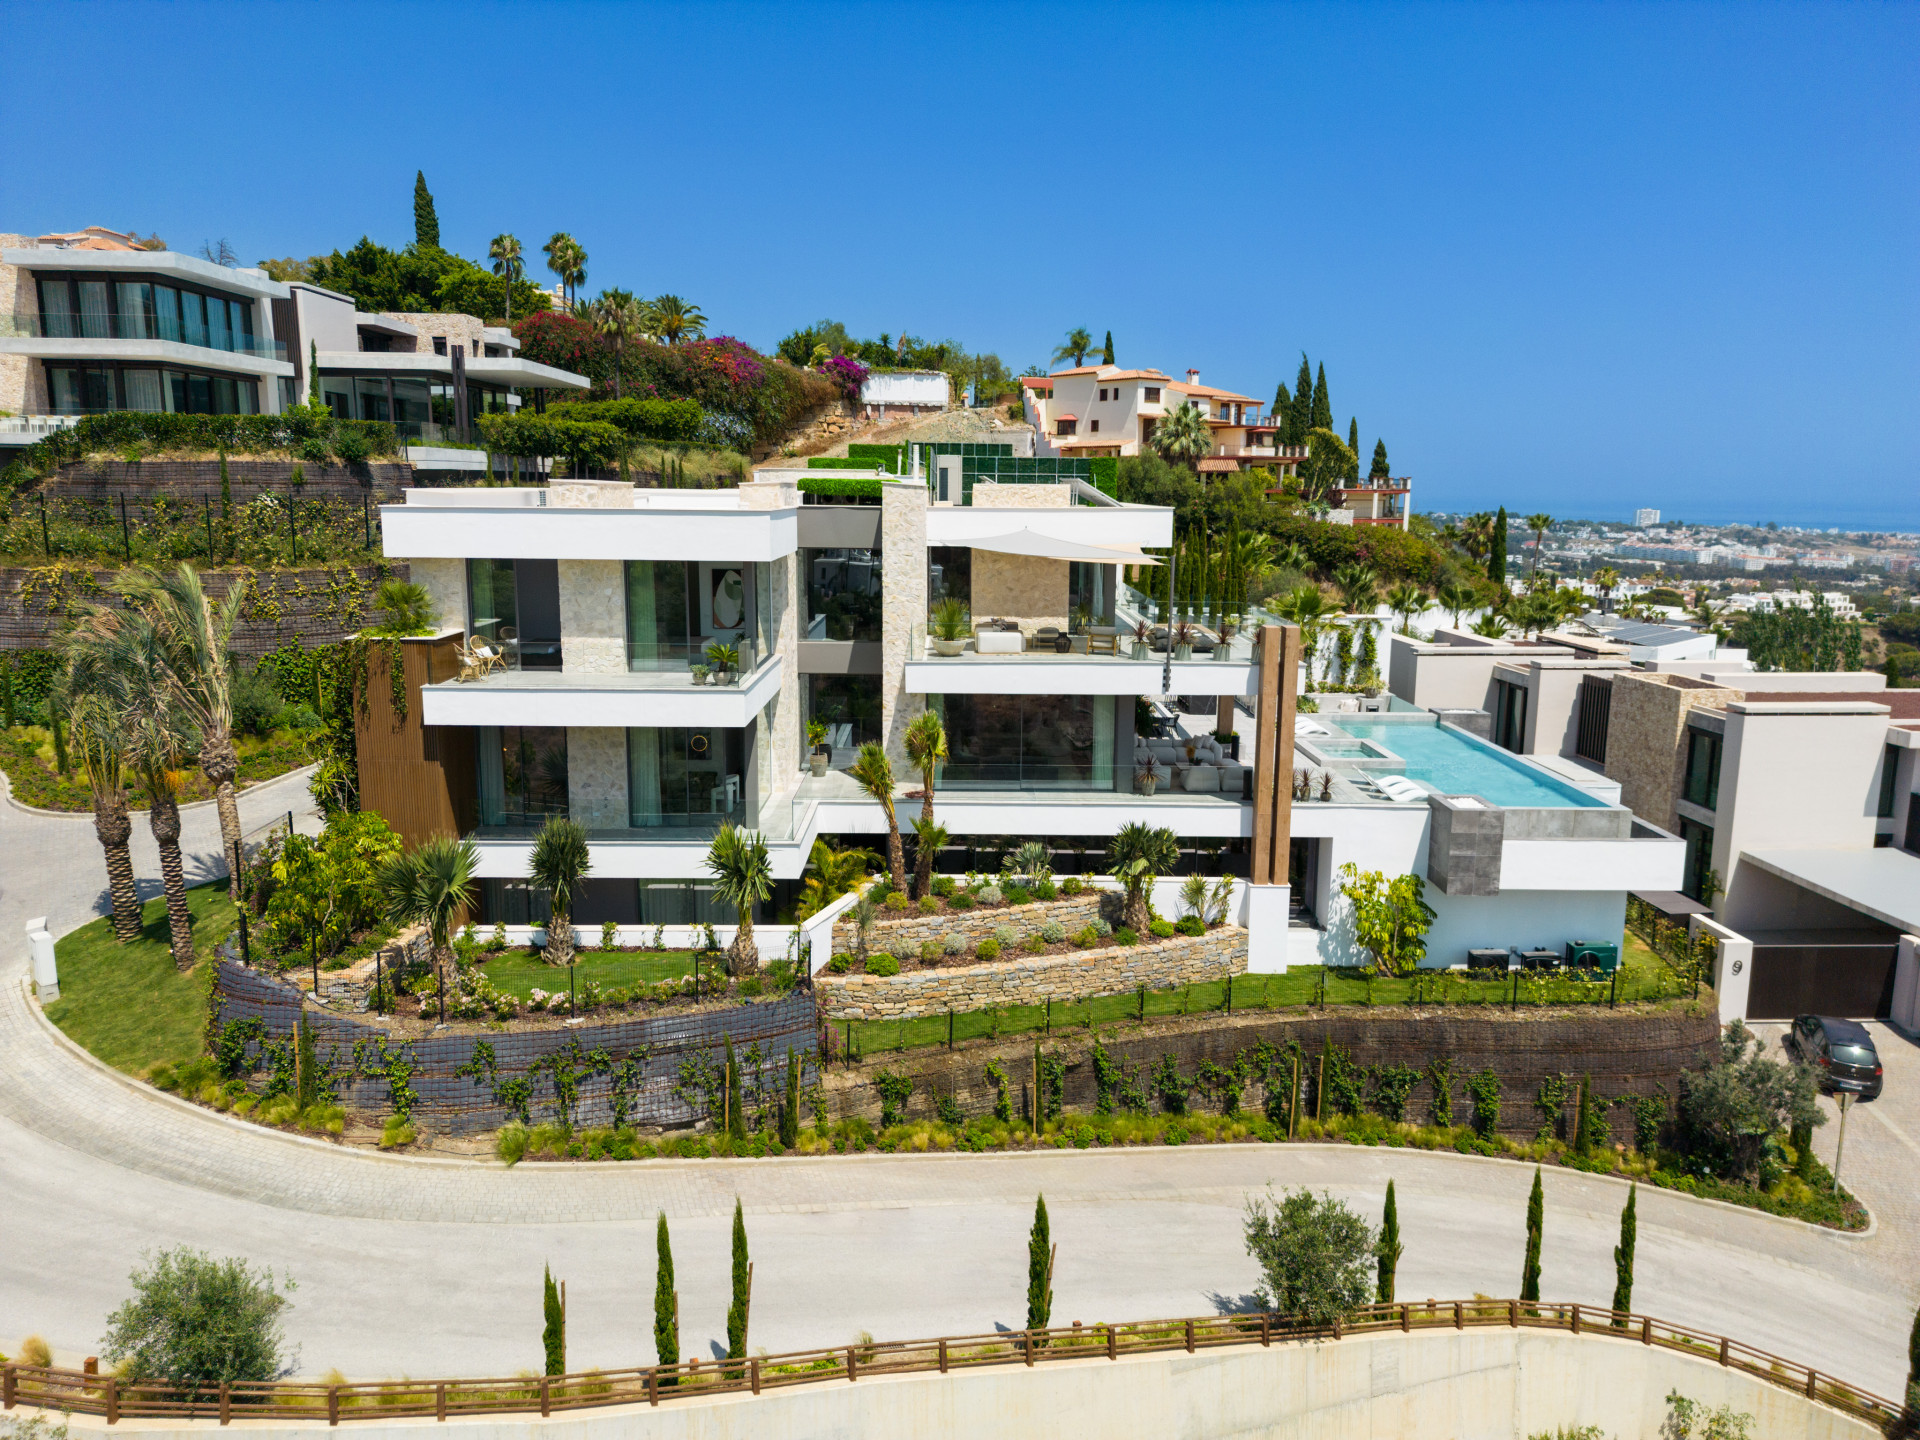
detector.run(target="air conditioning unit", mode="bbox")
[1565,941,1619,974]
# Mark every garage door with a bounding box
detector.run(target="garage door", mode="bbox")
[1745,943,1900,1020]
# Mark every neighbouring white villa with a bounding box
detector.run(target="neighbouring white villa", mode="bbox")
[365,463,1681,975]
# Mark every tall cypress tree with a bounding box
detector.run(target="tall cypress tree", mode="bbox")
[1906,1301,1919,1423]
[725,1034,745,1141]
[542,1266,565,1376]
[1370,439,1390,480]
[653,1212,678,1371]
[1101,330,1115,365]
[1026,1193,1052,1331]
[307,340,321,408]
[1376,1180,1402,1303]
[1346,418,1361,481]
[413,171,440,249]
[1311,363,1332,431]
[1289,354,1313,444]
[1610,1184,1636,1324]
[1491,506,1509,585]
[1520,1167,1543,1307]
[1273,380,1291,422]
[780,1047,800,1147]
[726,1199,750,1361]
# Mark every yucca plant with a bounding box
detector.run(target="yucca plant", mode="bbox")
[528,816,592,967]
[1109,822,1179,935]
[368,579,439,637]
[848,742,907,892]
[705,823,772,974]
[377,835,479,1020]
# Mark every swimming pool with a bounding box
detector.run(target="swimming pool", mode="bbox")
[1332,719,1605,809]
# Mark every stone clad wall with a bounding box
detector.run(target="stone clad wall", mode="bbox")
[567,727,629,831]
[972,550,1068,630]
[1604,673,1739,830]
[558,558,625,674]
[27,459,416,502]
[835,893,1113,957]
[816,928,1247,1020]
[879,478,927,768]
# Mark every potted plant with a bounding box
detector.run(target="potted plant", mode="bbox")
[1172,620,1195,661]
[705,640,739,684]
[929,597,971,656]
[690,663,711,686]
[1134,757,1162,796]
[1214,615,1238,659]
[807,719,830,778]
[1129,620,1153,661]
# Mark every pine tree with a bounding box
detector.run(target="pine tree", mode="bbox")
[1610,1184,1636,1324]
[1289,354,1313,444]
[780,1047,800,1147]
[1520,1167,1543,1307]
[1490,507,1509,585]
[1346,418,1361,481]
[653,1212,678,1371]
[724,1034,745,1141]
[414,171,440,249]
[1311,363,1332,431]
[1370,439,1390,480]
[727,1199,751,1361]
[1376,1180,1402,1303]
[542,1265,565,1376]
[1026,1193,1052,1332]
[1101,330,1115,365]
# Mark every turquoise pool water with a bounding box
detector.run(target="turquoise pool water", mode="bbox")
[1333,720,1604,808]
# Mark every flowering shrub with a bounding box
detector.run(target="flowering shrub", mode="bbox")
[819,354,868,400]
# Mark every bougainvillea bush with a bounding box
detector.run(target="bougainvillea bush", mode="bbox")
[513,320,841,452]
[818,354,868,401]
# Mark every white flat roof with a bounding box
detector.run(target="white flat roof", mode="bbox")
[1743,848,1920,934]
[315,351,589,389]
[1,248,291,298]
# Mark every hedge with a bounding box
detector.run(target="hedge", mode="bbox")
[1088,457,1118,496]
[807,456,888,472]
[845,442,907,471]
[797,475,882,499]
[2,411,398,493]
[548,397,705,443]
[1266,515,1452,585]
[0,649,59,721]
[473,413,629,466]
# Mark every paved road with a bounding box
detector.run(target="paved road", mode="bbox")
[0,770,1914,1394]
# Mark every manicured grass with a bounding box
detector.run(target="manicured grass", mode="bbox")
[843,942,1699,1056]
[43,881,234,1075]
[476,948,695,1000]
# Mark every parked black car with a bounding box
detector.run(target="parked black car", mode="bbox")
[1786,1015,1884,1100]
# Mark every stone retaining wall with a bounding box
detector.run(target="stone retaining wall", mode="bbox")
[825,1006,1720,1136]
[817,927,1246,1021]
[835,892,1114,957]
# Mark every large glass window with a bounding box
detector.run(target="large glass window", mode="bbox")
[467,558,518,646]
[115,283,154,340]
[204,295,230,351]
[1068,561,1113,629]
[933,693,1115,790]
[625,560,692,670]
[929,546,971,607]
[1492,678,1528,753]
[1679,817,1715,902]
[627,727,745,827]
[476,726,569,826]
[1877,743,1898,819]
[122,369,164,413]
[37,280,77,337]
[805,548,882,641]
[1683,727,1722,810]
[78,281,112,339]
[807,675,881,754]
[153,285,183,343]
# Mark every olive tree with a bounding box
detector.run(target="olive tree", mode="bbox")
[99,1247,296,1394]
[1243,1186,1377,1324]
[1676,1020,1822,1185]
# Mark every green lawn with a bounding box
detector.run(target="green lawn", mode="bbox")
[476,949,694,1000]
[844,941,1700,1056]
[44,882,234,1075]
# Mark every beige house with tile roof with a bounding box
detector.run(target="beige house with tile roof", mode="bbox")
[1022,365,1303,475]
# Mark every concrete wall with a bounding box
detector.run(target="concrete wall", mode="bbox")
[1713,701,1892,916]
[1694,914,1756,1023]
[63,1311,1874,1440]
[1720,864,1886,936]
[1894,934,1918,1032]
[1527,660,1627,757]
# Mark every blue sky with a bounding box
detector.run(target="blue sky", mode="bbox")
[6,2,1915,529]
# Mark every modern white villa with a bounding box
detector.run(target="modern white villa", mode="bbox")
[367,467,1683,974]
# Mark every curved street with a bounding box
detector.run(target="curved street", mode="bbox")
[0,768,1915,1395]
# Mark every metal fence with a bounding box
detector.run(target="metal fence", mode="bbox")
[212,961,818,1134]
[1,1300,1898,1429]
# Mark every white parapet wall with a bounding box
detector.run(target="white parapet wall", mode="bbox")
[36,1327,1879,1440]
[1694,913,1757,1024]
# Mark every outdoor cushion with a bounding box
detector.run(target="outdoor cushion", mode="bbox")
[1178,764,1221,793]
[976,630,1023,654]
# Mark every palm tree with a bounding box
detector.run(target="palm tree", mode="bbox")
[705,823,772,974]
[377,835,479,1021]
[591,289,646,399]
[1460,513,1495,564]
[543,233,586,309]
[1524,513,1554,577]
[1592,566,1621,615]
[115,564,244,898]
[528,816,591,968]
[903,710,948,899]
[1470,612,1511,638]
[848,743,906,893]
[1273,583,1332,691]
[910,817,950,890]
[1437,580,1478,628]
[1050,328,1095,368]
[1150,401,1214,470]
[1386,582,1427,635]
[796,839,877,920]
[71,610,197,968]
[489,233,523,322]
[54,662,139,942]
[1334,564,1379,615]
[650,295,706,346]
[1272,538,1312,576]
[1109,821,1179,935]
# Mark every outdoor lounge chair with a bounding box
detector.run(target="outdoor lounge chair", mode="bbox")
[458,638,505,681]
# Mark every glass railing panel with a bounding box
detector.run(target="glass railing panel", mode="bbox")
[626,637,759,678]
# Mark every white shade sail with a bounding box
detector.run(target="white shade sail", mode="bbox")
[964,528,1162,565]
